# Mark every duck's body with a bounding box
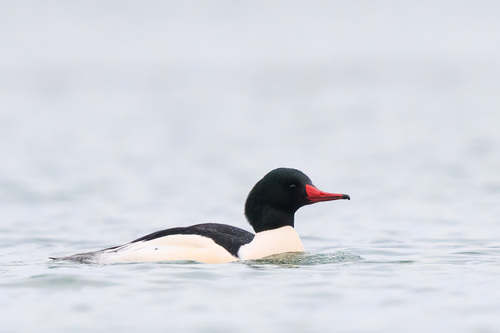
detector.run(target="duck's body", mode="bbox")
[53,168,349,264]
[57,224,304,264]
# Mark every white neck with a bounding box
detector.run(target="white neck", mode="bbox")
[237,226,304,260]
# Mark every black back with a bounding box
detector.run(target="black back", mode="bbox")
[129,223,255,257]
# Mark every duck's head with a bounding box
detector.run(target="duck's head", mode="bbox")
[244,168,350,233]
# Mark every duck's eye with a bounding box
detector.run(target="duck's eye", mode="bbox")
[289,184,297,190]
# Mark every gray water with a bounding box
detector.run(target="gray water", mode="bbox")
[1,1,500,332]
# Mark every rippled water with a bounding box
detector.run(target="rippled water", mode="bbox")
[2,2,500,333]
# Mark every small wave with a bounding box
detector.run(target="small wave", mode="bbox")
[247,251,363,267]
[2,273,116,289]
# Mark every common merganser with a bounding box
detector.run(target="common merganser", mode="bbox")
[52,168,350,264]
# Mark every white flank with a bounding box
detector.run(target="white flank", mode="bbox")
[97,234,238,264]
[237,226,305,260]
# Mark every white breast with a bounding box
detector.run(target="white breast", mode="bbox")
[237,226,305,260]
[97,234,238,264]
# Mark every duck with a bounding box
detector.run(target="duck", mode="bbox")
[52,168,350,264]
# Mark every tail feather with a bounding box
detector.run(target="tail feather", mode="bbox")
[50,251,101,264]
